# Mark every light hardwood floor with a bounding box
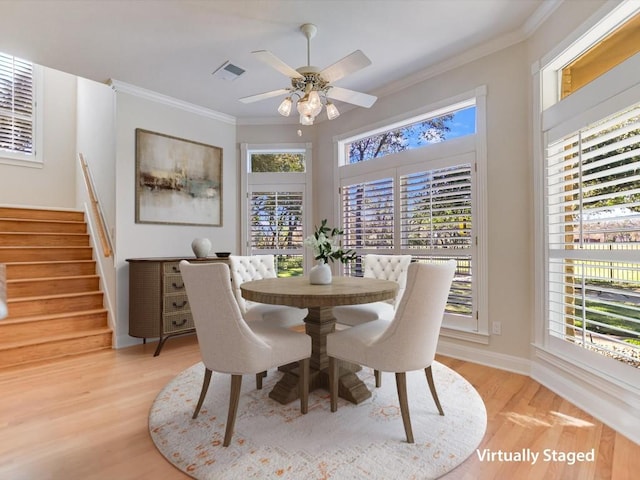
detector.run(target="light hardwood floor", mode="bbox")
[0,335,636,479]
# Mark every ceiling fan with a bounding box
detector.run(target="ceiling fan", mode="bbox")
[239,23,377,125]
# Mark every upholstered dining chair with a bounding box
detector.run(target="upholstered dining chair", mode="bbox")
[228,254,307,326]
[179,260,311,447]
[332,254,412,326]
[327,260,456,443]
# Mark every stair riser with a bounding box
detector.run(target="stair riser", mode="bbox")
[7,293,104,319]
[0,219,86,234]
[0,248,93,262]
[8,277,100,297]
[1,312,109,344]
[0,333,112,368]
[0,207,85,222]
[0,233,90,247]
[6,261,97,280]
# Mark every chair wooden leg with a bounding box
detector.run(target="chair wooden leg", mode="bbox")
[329,356,338,412]
[223,374,242,447]
[425,365,444,416]
[299,358,309,414]
[256,370,267,390]
[374,369,381,388]
[395,372,414,443]
[192,368,212,419]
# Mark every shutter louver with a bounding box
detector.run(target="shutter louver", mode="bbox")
[0,53,34,155]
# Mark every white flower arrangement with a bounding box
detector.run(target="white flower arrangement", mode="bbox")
[303,219,356,264]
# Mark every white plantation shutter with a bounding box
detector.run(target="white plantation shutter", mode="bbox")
[0,53,34,155]
[546,101,640,365]
[399,165,473,250]
[341,177,394,251]
[399,164,474,316]
[249,190,304,254]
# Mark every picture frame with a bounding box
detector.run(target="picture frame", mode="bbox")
[135,129,223,226]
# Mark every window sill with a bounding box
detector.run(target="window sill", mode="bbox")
[0,155,43,169]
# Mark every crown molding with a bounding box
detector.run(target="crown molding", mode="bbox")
[108,79,236,125]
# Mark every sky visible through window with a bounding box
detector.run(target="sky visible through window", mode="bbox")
[348,106,476,163]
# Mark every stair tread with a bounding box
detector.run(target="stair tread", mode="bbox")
[0,217,85,224]
[0,309,107,326]
[0,328,112,350]
[8,274,100,283]
[7,290,103,303]
[5,260,95,266]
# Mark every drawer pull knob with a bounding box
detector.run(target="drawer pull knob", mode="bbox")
[172,300,188,308]
[172,266,179,272]
[172,282,185,289]
[172,318,188,327]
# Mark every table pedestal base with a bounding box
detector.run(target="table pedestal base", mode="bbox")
[268,306,372,405]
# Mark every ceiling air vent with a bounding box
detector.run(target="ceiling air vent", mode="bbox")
[212,61,245,81]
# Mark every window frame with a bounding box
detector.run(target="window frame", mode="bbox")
[240,143,313,272]
[0,55,43,167]
[334,87,488,342]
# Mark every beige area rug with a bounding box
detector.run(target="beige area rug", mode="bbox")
[149,361,486,479]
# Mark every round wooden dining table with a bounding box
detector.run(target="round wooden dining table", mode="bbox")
[240,275,398,405]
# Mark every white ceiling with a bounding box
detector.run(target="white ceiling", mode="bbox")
[1,0,559,123]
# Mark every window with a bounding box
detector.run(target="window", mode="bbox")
[338,89,486,335]
[538,1,640,374]
[241,144,312,277]
[546,102,640,367]
[0,52,41,165]
[344,101,476,164]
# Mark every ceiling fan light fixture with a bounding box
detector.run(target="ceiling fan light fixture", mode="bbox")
[297,94,312,116]
[278,96,293,116]
[240,23,376,126]
[308,90,322,114]
[326,101,340,120]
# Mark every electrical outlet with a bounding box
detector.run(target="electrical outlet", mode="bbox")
[492,321,502,335]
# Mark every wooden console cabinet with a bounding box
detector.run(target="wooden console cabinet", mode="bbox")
[126,257,228,356]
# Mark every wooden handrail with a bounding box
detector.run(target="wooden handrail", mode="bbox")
[79,153,113,257]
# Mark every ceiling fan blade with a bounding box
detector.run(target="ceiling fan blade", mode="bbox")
[320,50,372,83]
[239,88,290,104]
[327,86,377,108]
[252,50,304,79]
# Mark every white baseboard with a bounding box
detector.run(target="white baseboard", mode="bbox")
[437,338,531,375]
[115,334,145,349]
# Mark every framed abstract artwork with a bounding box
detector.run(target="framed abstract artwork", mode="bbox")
[135,129,223,226]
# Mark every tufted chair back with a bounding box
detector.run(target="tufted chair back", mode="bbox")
[228,255,278,313]
[362,254,412,307]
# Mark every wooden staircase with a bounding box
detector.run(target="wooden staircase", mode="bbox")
[0,206,112,367]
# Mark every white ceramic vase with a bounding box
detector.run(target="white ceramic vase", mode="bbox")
[191,238,212,258]
[309,260,332,285]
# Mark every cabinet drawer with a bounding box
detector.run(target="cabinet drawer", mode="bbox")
[164,274,186,294]
[163,262,181,275]
[163,312,194,333]
[164,293,190,313]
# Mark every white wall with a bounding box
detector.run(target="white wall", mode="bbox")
[76,77,118,338]
[0,67,77,207]
[113,90,237,347]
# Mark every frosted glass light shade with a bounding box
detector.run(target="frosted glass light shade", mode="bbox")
[278,97,293,116]
[326,102,340,120]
